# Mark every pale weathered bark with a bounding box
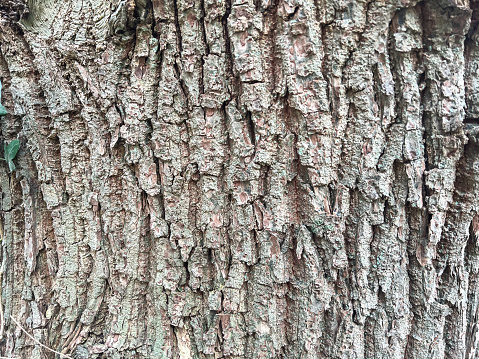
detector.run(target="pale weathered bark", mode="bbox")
[0,0,478,358]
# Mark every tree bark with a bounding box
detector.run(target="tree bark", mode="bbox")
[0,0,478,358]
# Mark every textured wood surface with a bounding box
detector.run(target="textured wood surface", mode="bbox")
[0,0,478,358]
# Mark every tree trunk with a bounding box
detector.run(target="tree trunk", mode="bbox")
[0,0,478,358]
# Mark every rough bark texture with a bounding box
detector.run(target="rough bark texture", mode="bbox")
[0,0,479,358]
